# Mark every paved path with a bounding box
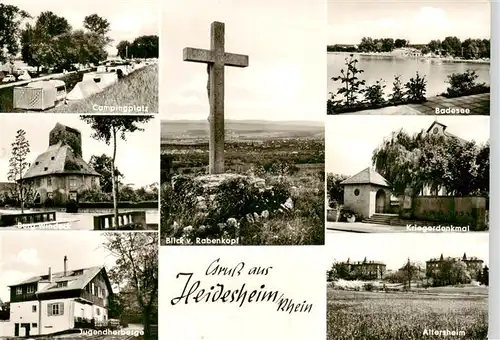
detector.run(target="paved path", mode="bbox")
[326,222,408,233]
[345,93,489,115]
[0,69,91,90]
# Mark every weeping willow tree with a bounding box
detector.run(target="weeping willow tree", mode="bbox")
[372,128,489,197]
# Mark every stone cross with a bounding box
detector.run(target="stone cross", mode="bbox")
[183,21,249,174]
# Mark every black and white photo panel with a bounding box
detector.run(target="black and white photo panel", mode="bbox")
[0,114,159,231]
[327,1,490,115]
[326,116,489,233]
[0,0,159,114]
[0,231,159,338]
[160,0,326,246]
[326,232,489,340]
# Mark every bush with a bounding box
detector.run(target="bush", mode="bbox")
[445,70,489,97]
[362,79,386,105]
[405,72,427,102]
[161,174,324,245]
[389,75,404,103]
[364,283,375,291]
[339,208,361,222]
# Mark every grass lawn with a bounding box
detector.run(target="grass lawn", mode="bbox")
[327,288,488,340]
[49,65,158,113]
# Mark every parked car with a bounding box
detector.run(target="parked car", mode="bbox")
[108,319,122,330]
[1,74,16,83]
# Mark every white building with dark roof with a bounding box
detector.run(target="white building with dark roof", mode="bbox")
[5,256,113,337]
[340,167,393,219]
[22,123,100,204]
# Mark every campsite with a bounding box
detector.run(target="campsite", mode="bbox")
[0,3,159,113]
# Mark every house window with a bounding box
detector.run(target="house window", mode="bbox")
[47,177,52,186]
[92,283,95,295]
[96,308,100,316]
[35,178,41,186]
[16,287,22,295]
[57,281,68,288]
[27,285,34,293]
[48,303,64,316]
[69,177,77,188]
[32,305,37,312]
[32,323,37,328]
[73,269,84,276]
[354,189,360,196]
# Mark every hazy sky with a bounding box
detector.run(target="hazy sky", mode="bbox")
[161,0,325,121]
[328,1,490,45]
[326,232,489,271]
[0,115,159,188]
[326,116,490,175]
[0,231,117,302]
[2,0,159,56]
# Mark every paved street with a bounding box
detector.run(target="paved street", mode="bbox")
[346,93,489,115]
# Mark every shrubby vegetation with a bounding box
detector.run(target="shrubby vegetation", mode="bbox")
[161,168,324,245]
[372,129,489,198]
[327,55,490,114]
[328,55,428,114]
[444,70,490,98]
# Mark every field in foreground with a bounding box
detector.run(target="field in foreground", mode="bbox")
[160,120,325,245]
[49,65,158,113]
[327,288,488,340]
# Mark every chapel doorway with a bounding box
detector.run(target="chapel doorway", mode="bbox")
[375,189,386,213]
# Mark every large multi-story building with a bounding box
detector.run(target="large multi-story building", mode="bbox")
[426,253,484,280]
[6,256,113,337]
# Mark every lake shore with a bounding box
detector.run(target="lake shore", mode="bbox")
[328,51,490,64]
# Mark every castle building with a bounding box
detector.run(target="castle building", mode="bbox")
[7,256,112,337]
[334,257,387,280]
[426,253,484,280]
[21,123,100,204]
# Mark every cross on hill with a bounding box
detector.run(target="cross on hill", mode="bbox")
[183,21,249,174]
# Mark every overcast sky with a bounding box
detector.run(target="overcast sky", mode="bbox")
[161,0,325,121]
[328,1,490,45]
[2,0,159,56]
[326,232,489,271]
[0,231,117,302]
[0,115,159,188]
[326,116,490,175]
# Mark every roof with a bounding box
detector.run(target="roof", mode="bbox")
[23,142,100,179]
[341,167,390,187]
[26,80,65,89]
[9,266,105,294]
[426,121,467,143]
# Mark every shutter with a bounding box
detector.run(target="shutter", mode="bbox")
[60,303,64,315]
[47,303,53,316]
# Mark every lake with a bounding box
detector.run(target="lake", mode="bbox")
[327,53,490,99]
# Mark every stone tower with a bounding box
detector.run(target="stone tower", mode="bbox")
[49,123,83,157]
